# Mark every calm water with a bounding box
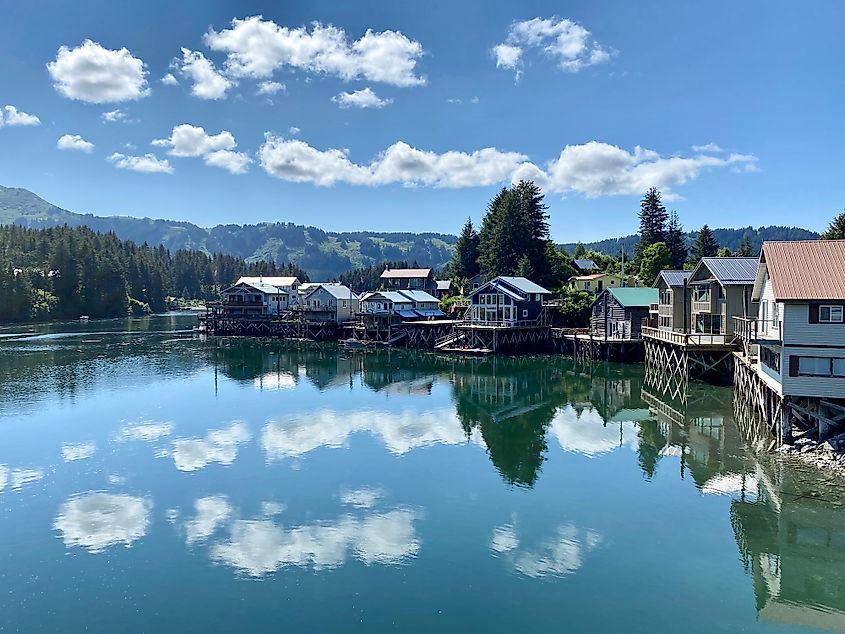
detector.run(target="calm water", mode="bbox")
[1,313,844,633]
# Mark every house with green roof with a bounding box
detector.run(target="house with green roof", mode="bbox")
[590,287,659,340]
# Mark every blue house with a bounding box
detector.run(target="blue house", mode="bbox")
[468,276,551,324]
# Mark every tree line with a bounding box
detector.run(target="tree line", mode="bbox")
[0,224,307,322]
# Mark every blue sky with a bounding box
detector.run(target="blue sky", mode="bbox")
[1,0,843,241]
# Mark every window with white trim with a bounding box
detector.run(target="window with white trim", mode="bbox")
[820,305,844,323]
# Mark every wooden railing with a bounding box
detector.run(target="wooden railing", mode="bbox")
[642,326,737,347]
[733,317,782,344]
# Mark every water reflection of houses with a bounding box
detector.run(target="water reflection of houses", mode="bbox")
[731,461,845,631]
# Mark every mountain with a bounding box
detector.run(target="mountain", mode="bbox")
[0,186,457,280]
[560,225,820,257]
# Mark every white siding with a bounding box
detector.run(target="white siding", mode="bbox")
[757,276,784,339]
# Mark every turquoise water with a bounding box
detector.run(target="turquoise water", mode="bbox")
[1,313,844,633]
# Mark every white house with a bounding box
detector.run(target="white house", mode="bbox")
[300,284,359,322]
[359,289,441,318]
[236,276,301,307]
[750,240,845,398]
[220,281,290,316]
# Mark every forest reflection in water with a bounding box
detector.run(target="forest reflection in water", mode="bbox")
[2,314,845,632]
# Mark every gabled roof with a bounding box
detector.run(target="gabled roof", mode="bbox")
[573,258,598,270]
[236,276,299,288]
[380,268,431,279]
[303,283,357,300]
[606,287,658,308]
[469,276,551,299]
[755,240,845,301]
[496,276,551,295]
[224,280,288,295]
[654,270,692,288]
[435,280,451,291]
[693,257,758,285]
[569,272,618,281]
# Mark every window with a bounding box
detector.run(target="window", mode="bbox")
[793,356,845,378]
[534,294,541,302]
[760,346,781,373]
[693,287,709,302]
[820,305,844,323]
[522,309,528,318]
[584,281,591,289]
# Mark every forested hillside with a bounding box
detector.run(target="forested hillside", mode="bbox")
[560,225,819,258]
[0,186,456,280]
[0,224,306,322]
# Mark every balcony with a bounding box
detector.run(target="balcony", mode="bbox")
[642,326,736,348]
[733,317,782,345]
[658,304,673,317]
[691,300,712,313]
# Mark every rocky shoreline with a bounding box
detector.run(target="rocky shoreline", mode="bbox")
[777,433,845,475]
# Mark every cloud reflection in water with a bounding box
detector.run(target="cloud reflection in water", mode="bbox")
[54,492,151,553]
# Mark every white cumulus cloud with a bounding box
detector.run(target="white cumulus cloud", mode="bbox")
[257,135,756,197]
[490,522,603,579]
[161,73,179,86]
[118,421,173,442]
[257,80,285,95]
[107,152,173,174]
[101,109,127,123]
[47,40,149,103]
[493,16,613,79]
[57,134,95,153]
[54,492,151,553]
[178,48,234,100]
[153,124,250,174]
[332,87,392,109]
[0,105,41,127]
[258,137,530,188]
[204,16,425,86]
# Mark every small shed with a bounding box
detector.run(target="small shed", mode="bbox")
[591,287,659,340]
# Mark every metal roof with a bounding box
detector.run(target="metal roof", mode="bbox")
[435,280,451,291]
[697,257,758,285]
[397,289,440,303]
[573,258,598,270]
[760,240,845,301]
[380,268,431,279]
[236,276,299,288]
[496,276,551,295]
[655,270,692,287]
[303,283,357,300]
[606,287,658,308]
[224,280,288,295]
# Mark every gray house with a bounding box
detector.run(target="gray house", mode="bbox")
[654,270,692,332]
[688,257,758,335]
[468,276,550,324]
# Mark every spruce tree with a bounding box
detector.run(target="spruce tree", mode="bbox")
[633,188,669,269]
[737,236,754,256]
[821,209,845,240]
[638,242,671,286]
[664,211,688,269]
[691,224,719,263]
[450,218,480,281]
[513,180,552,283]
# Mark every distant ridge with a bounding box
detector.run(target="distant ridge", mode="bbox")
[0,185,457,280]
[0,185,821,277]
[560,226,820,257]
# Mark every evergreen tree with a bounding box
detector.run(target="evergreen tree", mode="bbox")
[450,218,480,281]
[573,242,587,259]
[821,209,845,240]
[691,224,719,263]
[633,188,669,269]
[477,181,554,286]
[664,211,688,269]
[737,236,754,256]
[638,242,671,286]
[717,246,732,257]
